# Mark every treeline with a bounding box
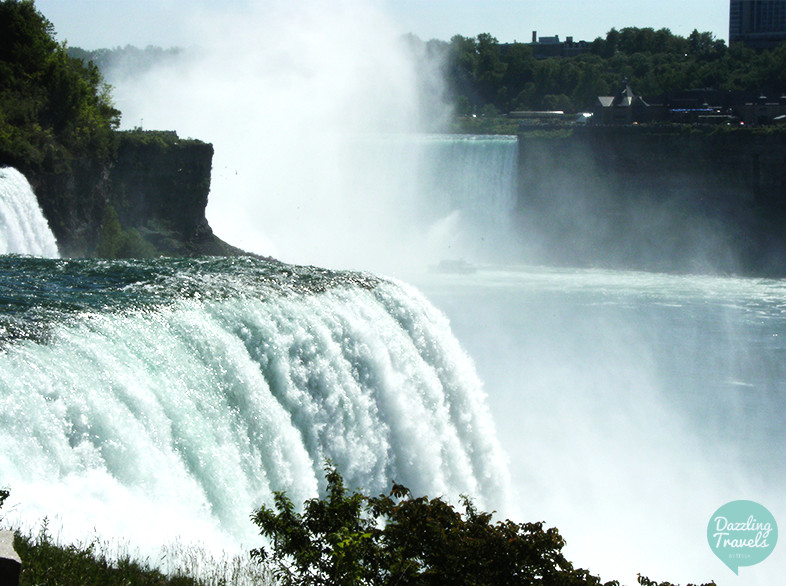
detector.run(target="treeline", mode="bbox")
[0,0,120,173]
[68,45,182,81]
[412,28,786,115]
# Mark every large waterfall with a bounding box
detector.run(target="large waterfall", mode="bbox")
[0,256,510,553]
[0,168,59,258]
[203,134,521,272]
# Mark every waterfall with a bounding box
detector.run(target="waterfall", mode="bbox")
[202,133,520,272]
[0,168,59,257]
[414,135,520,264]
[0,256,510,554]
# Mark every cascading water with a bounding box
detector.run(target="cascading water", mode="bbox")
[17,1,781,583]
[0,256,510,555]
[403,134,520,265]
[0,168,59,258]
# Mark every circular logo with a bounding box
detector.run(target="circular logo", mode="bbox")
[707,500,778,574]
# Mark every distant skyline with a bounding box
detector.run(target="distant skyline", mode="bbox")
[35,0,729,50]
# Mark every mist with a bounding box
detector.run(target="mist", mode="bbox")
[107,0,462,272]
[419,268,786,586]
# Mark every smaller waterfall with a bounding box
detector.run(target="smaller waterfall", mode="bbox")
[0,168,59,258]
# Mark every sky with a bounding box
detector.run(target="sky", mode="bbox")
[35,0,730,50]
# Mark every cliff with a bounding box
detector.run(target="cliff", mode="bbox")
[517,125,786,276]
[24,130,245,258]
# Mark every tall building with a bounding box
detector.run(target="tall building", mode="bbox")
[730,0,786,49]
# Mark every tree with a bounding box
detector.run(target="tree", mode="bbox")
[439,26,786,120]
[0,0,120,171]
[688,30,724,59]
[251,465,385,586]
[252,464,619,585]
[447,35,481,113]
[475,32,507,107]
[95,205,158,259]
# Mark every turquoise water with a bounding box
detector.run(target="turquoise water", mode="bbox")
[4,129,783,586]
[0,255,509,556]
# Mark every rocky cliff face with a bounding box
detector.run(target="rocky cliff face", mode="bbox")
[517,126,786,276]
[110,132,213,240]
[26,130,244,258]
[29,158,108,257]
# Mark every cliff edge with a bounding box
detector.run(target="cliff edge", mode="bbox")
[517,125,786,276]
[25,130,247,258]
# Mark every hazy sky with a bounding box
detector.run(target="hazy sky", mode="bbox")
[36,0,730,50]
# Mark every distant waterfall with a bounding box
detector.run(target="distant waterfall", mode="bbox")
[0,168,59,257]
[199,133,520,271]
[417,135,519,262]
[421,135,518,219]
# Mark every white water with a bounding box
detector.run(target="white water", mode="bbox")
[0,168,59,257]
[0,277,509,556]
[414,266,786,586]
[106,0,467,272]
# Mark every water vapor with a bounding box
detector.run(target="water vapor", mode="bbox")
[109,0,456,272]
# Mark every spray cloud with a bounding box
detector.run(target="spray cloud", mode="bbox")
[109,0,460,272]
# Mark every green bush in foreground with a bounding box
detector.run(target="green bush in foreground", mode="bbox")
[1,478,715,586]
[252,465,717,586]
[255,465,655,585]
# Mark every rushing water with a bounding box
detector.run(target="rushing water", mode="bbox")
[0,255,509,555]
[413,265,786,586]
[2,124,784,586]
[0,168,59,257]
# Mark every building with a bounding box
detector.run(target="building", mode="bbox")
[594,81,653,125]
[528,32,591,58]
[730,0,786,49]
[591,84,786,126]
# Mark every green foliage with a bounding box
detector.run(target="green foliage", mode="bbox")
[0,0,120,172]
[449,116,521,135]
[252,466,383,585]
[120,129,203,149]
[13,519,202,586]
[442,28,786,116]
[96,205,159,259]
[67,45,183,82]
[252,464,620,585]
[0,487,8,510]
[95,205,125,258]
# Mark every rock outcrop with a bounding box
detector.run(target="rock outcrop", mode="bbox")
[0,530,21,586]
[22,130,245,258]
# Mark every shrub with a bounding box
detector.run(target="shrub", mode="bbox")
[252,464,612,586]
[96,205,159,258]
